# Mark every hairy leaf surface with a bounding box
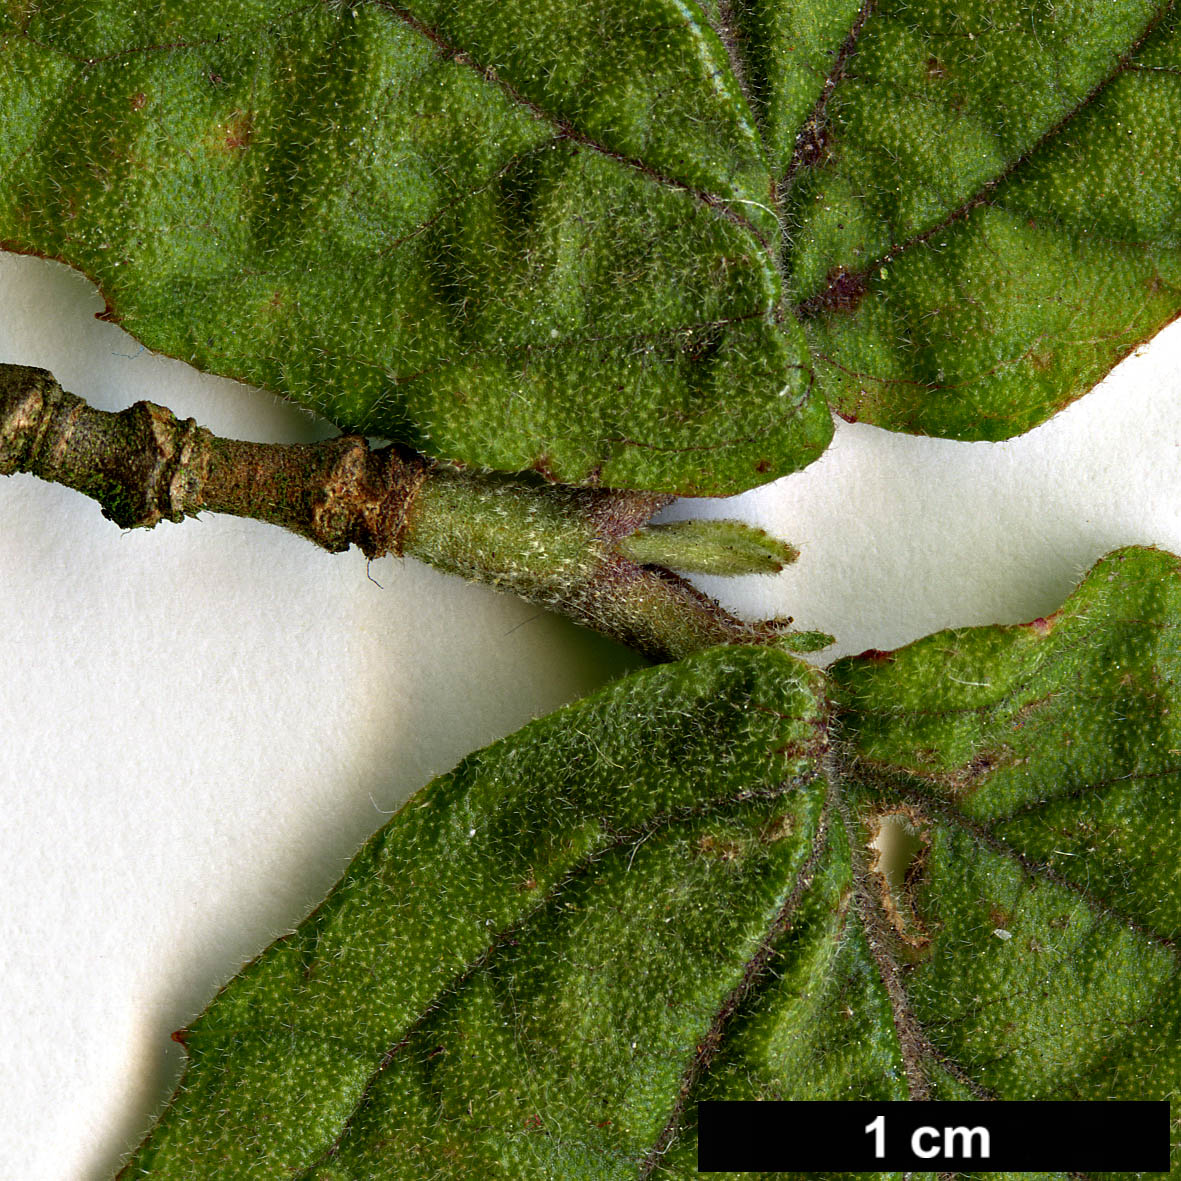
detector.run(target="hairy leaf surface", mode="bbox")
[3,1,1181,491]
[794,0,1181,441]
[123,546,1181,1177]
[0,0,827,494]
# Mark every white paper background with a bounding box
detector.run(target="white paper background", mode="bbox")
[1,250,1179,1178]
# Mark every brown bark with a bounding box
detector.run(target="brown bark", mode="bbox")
[0,364,428,556]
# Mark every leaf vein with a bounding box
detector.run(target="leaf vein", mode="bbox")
[637,773,835,1174]
[367,0,774,251]
[792,0,1179,317]
[291,774,823,1174]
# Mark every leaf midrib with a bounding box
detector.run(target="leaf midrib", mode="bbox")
[779,0,877,196]
[369,0,777,253]
[637,774,837,1175]
[279,774,820,1176]
[878,771,1181,958]
[14,0,782,265]
[647,735,1181,1152]
[836,754,1180,1112]
[790,0,1178,315]
[832,746,1181,1118]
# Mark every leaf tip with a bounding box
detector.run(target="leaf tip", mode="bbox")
[617,518,799,576]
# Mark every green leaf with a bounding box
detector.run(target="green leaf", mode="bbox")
[790,0,1181,440]
[4,1,1181,492]
[617,518,800,575]
[0,0,830,494]
[122,545,1181,1177]
[121,644,831,1175]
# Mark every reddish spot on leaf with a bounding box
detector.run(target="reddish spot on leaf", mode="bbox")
[531,453,558,481]
[799,267,869,317]
[130,91,147,111]
[1025,611,1061,635]
[792,119,831,172]
[222,110,253,151]
[696,833,741,861]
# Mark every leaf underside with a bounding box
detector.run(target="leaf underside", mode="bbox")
[3,1,1180,492]
[122,545,1181,1178]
